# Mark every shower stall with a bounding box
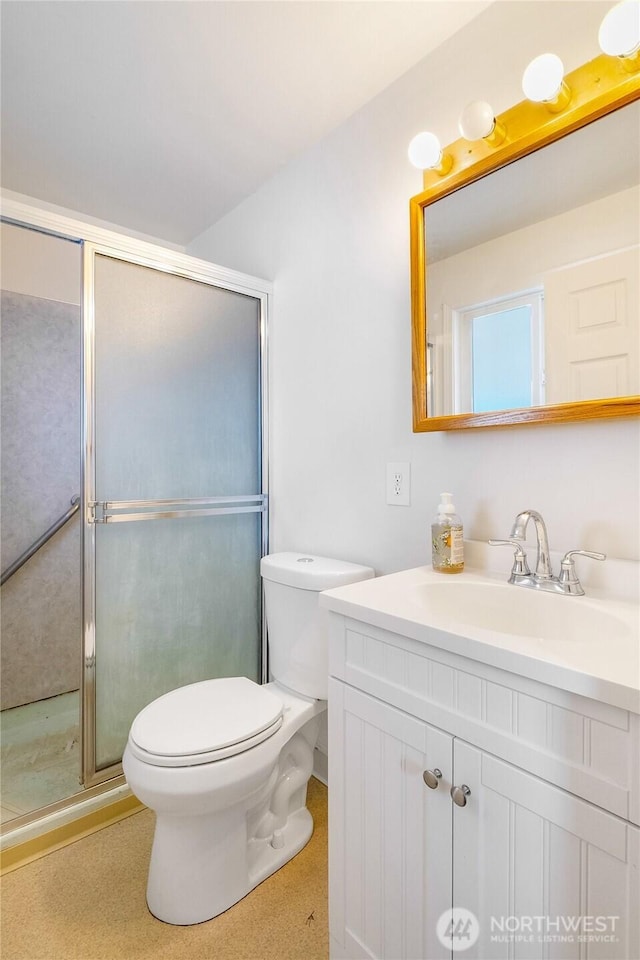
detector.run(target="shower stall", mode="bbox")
[1,225,82,822]
[0,214,270,826]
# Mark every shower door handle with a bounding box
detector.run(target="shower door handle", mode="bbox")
[88,495,267,523]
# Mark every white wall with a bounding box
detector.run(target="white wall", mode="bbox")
[1,222,81,304]
[188,0,639,569]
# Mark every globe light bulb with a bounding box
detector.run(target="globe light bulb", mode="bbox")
[522,53,566,102]
[599,1,640,61]
[458,101,497,141]
[408,131,443,170]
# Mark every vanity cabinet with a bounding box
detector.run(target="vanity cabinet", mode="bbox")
[328,616,640,960]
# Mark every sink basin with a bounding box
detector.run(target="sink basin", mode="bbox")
[320,561,640,712]
[416,578,632,644]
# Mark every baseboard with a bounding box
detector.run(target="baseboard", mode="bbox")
[313,745,328,786]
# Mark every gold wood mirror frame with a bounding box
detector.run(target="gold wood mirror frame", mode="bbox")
[411,54,640,432]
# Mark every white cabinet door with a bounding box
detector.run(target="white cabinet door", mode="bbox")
[329,679,453,960]
[453,740,640,960]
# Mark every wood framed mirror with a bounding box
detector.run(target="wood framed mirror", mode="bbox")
[411,53,640,432]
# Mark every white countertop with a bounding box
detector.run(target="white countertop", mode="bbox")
[321,564,640,714]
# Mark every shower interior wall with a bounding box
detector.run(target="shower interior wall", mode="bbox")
[0,223,82,709]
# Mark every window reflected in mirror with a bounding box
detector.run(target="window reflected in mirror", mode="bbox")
[429,291,544,415]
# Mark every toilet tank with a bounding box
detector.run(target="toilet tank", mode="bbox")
[261,552,374,700]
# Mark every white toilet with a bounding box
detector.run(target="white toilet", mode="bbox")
[123,551,374,925]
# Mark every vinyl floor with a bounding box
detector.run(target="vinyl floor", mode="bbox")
[1,777,329,960]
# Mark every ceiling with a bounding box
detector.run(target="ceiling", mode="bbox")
[1,1,489,247]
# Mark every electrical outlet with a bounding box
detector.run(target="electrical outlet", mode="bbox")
[386,461,410,506]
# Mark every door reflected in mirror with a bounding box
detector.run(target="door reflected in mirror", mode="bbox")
[425,100,639,418]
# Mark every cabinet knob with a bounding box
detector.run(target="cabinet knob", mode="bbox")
[450,784,471,807]
[422,768,443,790]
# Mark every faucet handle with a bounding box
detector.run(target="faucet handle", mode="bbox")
[489,538,528,557]
[562,550,606,564]
[559,550,606,596]
[488,539,532,579]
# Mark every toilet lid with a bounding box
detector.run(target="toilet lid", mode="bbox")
[130,677,284,759]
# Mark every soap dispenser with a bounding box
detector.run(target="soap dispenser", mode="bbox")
[431,492,464,573]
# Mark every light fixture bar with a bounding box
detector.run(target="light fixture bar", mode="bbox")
[413,52,639,192]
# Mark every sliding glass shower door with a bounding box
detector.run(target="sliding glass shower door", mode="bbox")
[83,245,268,785]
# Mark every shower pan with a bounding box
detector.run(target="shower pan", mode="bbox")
[0,214,270,830]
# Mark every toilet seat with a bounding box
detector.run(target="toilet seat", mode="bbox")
[128,677,284,768]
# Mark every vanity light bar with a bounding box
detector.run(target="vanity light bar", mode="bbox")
[409,1,640,180]
[413,52,640,193]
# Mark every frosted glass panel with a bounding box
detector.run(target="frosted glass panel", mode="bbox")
[95,513,261,769]
[90,253,265,775]
[94,255,260,500]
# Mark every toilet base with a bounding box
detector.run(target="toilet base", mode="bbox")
[143,724,320,925]
[248,805,313,889]
[147,804,314,926]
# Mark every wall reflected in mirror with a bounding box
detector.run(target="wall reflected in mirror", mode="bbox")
[425,100,639,417]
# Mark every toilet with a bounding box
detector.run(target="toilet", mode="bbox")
[123,551,374,925]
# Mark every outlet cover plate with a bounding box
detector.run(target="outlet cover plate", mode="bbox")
[386,461,410,506]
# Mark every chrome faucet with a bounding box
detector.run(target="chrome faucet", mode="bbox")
[489,509,606,596]
[510,509,553,580]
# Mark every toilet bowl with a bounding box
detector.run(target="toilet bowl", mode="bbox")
[123,552,374,925]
